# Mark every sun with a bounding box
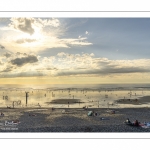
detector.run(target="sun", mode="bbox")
[15,28,44,47]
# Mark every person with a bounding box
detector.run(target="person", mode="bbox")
[124,118,134,126]
[134,120,139,126]
[38,103,41,107]
[95,112,98,116]
[125,118,131,124]
[111,110,115,114]
[1,112,4,116]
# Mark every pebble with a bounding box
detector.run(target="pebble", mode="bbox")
[1,108,150,132]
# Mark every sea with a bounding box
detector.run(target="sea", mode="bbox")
[0,84,150,108]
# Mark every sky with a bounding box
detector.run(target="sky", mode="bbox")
[0,18,150,84]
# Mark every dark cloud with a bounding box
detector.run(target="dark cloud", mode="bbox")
[3,52,11,58]
[11,18,35,35]
[56,66,150,76]
[16,38,37,44]
[10,55,38,66]
[0,44,5,49]
[15,52,28,56]
[101,66,149,74]
[0,71,44,78]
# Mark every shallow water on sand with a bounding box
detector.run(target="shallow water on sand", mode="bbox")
[0,84,150,108]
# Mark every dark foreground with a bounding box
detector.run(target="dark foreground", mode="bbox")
[0,107,150,132]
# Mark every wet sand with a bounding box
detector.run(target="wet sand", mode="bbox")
[1,107,150,132]
[116,96,150,105]
[46,99,83,104]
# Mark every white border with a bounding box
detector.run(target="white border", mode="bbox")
[0,0,149,12]
[0,133,150,139]
[0,12,150,18]
[0,11,150,139]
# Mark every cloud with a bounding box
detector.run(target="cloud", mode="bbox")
[55,63,150,77]
[9,18,35,35]
[0,18,93,53]
[9,18,60,35]
[60,37,93,46]
[0,52,43,78]
[0,44,5,49]
[3,52,11,58]
[1,52,150,78]
[15,38,37,44]
[0,71,44,78]
[42,53,150,77]
[37,18,60,27]
[85,31,89,35]
[1,66,13,72]
[0,45,12,55]
[10,54,38,66]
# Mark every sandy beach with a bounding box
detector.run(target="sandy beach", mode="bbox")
[1,106,150,132]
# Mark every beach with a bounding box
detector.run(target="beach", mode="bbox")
[1,107,150,132]
[0,84,150,132]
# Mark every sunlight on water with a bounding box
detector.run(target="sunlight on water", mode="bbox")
[0,84,150,108]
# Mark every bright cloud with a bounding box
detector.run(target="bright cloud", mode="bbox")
[0,17,92,53]
[15,38,37,44]
[85,31,89,35]
[1,52,150,78]
[9,17,60,35]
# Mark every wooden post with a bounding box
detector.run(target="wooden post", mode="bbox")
[25,92,29,106]
[12,101,15,108]
[68,102,69,108]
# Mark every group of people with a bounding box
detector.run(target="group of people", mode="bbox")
[0,112,4,116]
[125,118,140,126]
